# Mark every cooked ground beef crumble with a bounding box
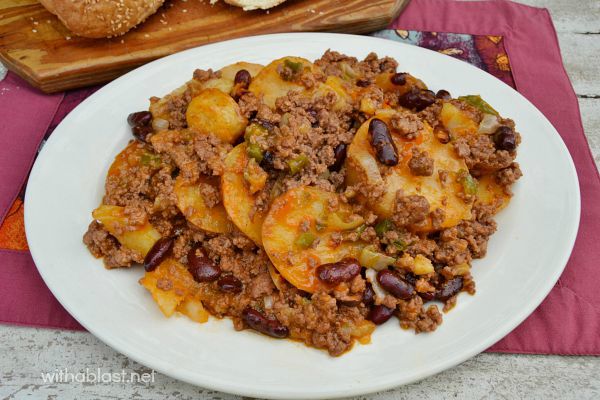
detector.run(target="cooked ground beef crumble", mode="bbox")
[83,51,522,356]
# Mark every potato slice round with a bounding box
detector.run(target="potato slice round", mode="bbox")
[476,174,511,213]
[174,175,233,233]
[346,109,472,231]
[262,186,364,293]
[140,258,200,318]
[312,76,353,112]
[107,141,163,179]
[92,204,161,256]
[186,88,247,144]
[221,143,268,245]
[440,102,479,138]
[248,56,315,108]
[203,62,264,94]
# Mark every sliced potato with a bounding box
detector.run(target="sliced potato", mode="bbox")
[312,76,353,112]
[248,56,315,108]
[177,293,210,323]
[186,88,247,143]
[440,102,479,138]
[149,62,262,130]
[92,204,161,256]
[374,71,427,95]
[174,175,233,233]
[139,258,199,318]
[345,109,472,231]
[107,141,163,180]
[262,186,364,293]
[476,174,511,213]
[203,62,264,94]
[221,143,268,245]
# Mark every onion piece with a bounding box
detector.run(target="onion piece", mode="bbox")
[359,245,395,271]
[263,295,274,310]
[152,118,169,131]
[478,113,500,134]
[365,268,387,302]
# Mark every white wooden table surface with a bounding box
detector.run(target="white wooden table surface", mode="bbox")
[1,0,599,398]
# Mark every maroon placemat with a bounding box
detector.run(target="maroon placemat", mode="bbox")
[0,0,598,354]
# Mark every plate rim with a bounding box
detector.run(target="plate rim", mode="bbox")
[24,32,581,399]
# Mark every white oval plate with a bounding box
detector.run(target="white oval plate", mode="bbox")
[25,33,580,399]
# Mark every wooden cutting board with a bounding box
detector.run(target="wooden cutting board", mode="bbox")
[0,0,406,93]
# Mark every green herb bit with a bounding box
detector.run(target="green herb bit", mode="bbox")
[458,169,478,195]
[458,95,499,116]
[295,232,316,248]
[287,154,309,175]
[244,123,268,142]
[284,59,303,73]
[393,240,407,252]
[140,152,162,168]
[315,220,326,232]
[246,143,264,163]
[374,219,394,237]
[355,224,367,236]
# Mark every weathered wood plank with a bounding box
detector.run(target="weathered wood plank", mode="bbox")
[557,33,600,97]
[504,0,600,33]
[0,0,406,93]
[579,98,600,170]
[0,326,599,399]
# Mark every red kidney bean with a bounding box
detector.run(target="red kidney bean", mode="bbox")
[132,124,153,142]
[234,69,252,89]
[390,72,407,86]
[398,88,436,111]
[258,119,275,132]
[231,69,252,100]
[367,305,395,325]
[434,127,451,144]
[217,275,243,293]
[259,150,275,171]
[419,291,436,302]
[403,272,418,286]
[493,126,517,151]
[377,269,415,300]
[435,89,452,100]
[188,245,221,282]
[127,111,152,127]
[435,277,463,301]
[362,283,375,305]
[356,78,371,87]
[329,143,347,172]
[316,258,361,285]
[369,118,398,166]
[144,237,173,272]
[242,307,289,338]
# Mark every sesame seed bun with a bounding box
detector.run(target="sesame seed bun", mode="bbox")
[39,0,165,38]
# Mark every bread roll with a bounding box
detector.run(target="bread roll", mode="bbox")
[39,0,165,38]
[223,0,287,11]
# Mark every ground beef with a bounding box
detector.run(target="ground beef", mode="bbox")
[315,50,398,81]
[392,192,430,227]
[495,162,522,192]
[192,134,232,176]
[389,110,423,139]
[85,50,522,356]
[83,221,142,268]
[408,147,434,176]
[453,134,515,173]
[238,91,261,119]
[193,68,220,83]
[397,296,442,333]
